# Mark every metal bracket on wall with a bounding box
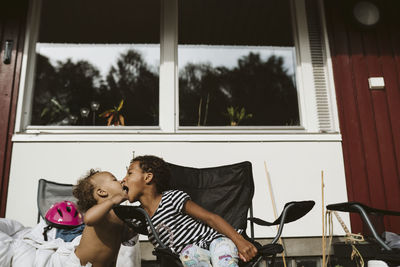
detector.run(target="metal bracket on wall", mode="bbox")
[3,40,13,64]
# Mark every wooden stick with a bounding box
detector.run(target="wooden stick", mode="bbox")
[264,161,287,267]
[321,170,326,267]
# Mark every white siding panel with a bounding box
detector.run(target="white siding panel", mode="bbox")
[6,141,349,237]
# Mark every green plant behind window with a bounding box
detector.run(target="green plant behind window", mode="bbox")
[225,106,253,126]
[99,99,125,126]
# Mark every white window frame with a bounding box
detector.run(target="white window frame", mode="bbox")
[14,0,340,141]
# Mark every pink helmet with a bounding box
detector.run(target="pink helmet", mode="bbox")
[45,201,83,228]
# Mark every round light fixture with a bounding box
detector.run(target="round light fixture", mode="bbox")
[80,107,90,118]
[353,1,380,27]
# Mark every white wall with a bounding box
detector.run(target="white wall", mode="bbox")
[6,139,349,238]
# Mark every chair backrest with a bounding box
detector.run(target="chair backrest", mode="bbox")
[167,161,254,231]
[37,179,75,221]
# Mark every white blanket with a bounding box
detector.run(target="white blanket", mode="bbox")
[0,218,141,267]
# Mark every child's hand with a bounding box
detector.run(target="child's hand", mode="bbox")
[112,191,128,205]
[236,238,258,262]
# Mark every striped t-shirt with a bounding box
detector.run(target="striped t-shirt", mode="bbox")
[147,190,224,254]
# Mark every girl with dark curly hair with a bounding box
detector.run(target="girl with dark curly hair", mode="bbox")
[122,155,257,267]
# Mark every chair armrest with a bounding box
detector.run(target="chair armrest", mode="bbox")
[153,247,180,259]
[113,205,167,249]
[153,247,182,266]
[113,205,148,235]
[326,202,399,251]
[327,202,400,216]
[248,201,315,244]
[258,243,284,255]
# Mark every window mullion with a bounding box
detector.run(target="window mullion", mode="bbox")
[159,0,178,133]
[293,0,319,132]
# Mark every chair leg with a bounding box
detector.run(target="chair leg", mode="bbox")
[269,255,277,267]
[158,256,170,267]
[157,255,183,267]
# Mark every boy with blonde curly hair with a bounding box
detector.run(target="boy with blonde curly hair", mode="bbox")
[72,169,135,267]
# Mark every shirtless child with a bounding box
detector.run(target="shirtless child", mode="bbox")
[72,170,134,267]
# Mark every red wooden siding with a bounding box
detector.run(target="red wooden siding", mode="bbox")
[0,1,28,217]
[324,0,400,233]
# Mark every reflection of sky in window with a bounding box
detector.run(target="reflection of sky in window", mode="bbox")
[35,43,160,77]
[36,43,296,78]
[179,45,296,76]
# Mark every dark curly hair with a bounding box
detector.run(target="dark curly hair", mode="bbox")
[131,155,171,193]
[72,169,100,213]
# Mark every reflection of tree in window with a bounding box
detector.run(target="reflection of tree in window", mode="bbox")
[179,63,225,126]
[32,49,159,126]
[179,52,299,126]
[32,54,103,125]
[107,50,159,126]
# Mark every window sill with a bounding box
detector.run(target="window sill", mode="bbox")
[12,131,342,143]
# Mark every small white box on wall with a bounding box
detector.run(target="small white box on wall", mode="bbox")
[368,77,385,90]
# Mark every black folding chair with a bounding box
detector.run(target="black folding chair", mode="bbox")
[114,161,315,267]
[37,178,75,222]
[327,202,400,266]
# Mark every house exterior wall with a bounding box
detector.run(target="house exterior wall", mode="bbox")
[2,0,354,241]
[6,139,349,238]
[324,0,400,233]
[0,1,27,217]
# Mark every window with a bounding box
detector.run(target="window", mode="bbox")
[19,0,335,133]
[30,0,160,126]
[178,0,299,127]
